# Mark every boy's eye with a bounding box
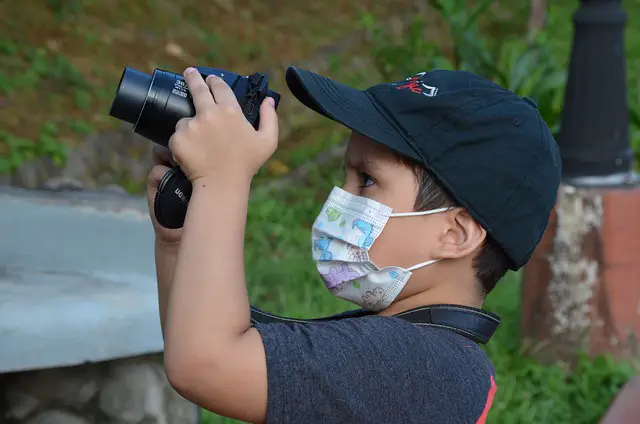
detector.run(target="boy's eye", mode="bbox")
[358,172,375,188]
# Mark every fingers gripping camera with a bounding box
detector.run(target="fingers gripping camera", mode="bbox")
[109,66,281,228]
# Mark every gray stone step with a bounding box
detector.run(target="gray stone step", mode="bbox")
[0,186,163,373]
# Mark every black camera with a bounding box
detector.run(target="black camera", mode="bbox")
[109,66,281,229]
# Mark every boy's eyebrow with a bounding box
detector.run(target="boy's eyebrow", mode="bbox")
[344,149,380,172]
[356,157,380,174]
[363,156,380,171]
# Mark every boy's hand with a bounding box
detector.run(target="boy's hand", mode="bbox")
[146,145,183,245]
[169,67,279,184]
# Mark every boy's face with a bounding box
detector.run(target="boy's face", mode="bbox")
[341,132,487,297]
[342,133,441,270]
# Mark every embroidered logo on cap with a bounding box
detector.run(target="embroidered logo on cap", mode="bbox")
[394,72,438,97]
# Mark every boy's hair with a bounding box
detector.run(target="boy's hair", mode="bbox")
[398,156,510,295]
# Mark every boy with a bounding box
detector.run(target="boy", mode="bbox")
[147,66,561,423]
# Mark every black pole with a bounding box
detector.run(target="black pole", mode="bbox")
[558,0,633,184]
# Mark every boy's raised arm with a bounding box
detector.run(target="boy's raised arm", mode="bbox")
[160,68,278,423]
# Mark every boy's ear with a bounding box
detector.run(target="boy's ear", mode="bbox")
[433,209,486,259]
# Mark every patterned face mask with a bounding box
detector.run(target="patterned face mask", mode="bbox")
[311,186,450,311]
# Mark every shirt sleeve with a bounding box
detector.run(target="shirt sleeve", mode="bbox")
[254,316,495,424]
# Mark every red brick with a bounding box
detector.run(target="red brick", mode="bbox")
[601,188,640,266]
[521,184,640,363]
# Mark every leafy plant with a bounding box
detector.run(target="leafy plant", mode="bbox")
[363,0,566,135]
[628,82,640,168]
[47,0,86,21]
[362,14,454,80]
[38,122,68,167]
[430,0,495,73]
[490,33,567,135]
[0,123,68,174]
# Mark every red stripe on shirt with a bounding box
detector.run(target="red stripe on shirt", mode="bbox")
[476,375,497,424]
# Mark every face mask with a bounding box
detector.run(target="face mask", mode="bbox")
[311,186,450,311]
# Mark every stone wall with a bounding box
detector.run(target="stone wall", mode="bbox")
[1,354,198,424]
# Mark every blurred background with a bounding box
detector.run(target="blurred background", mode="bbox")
[1,1,639,423]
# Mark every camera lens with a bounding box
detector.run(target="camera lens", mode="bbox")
[109,67,152,124]
[108,67,196,147]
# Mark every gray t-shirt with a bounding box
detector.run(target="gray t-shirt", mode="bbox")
[255,315,496,424]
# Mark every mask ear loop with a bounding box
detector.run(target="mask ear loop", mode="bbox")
[389,207,452,217]
[406,258,441,272]
[388,207,452,272]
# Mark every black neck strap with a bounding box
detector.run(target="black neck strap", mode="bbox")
[250,304,500,344]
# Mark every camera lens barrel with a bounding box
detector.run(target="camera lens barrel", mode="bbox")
[109,66,280,148]
[109,67,196,147]
[109,67,152,125]
[135,70,196,147]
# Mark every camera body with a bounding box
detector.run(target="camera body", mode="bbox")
[109,66,281,228]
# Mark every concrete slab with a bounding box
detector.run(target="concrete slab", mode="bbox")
[0,186,164,373]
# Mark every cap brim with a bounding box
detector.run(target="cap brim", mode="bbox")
[285,66,421,162]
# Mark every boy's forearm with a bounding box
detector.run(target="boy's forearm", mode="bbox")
[154,239,180,337]
[164,175,253,360]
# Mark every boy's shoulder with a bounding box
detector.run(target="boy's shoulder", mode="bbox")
[255,315,496,424]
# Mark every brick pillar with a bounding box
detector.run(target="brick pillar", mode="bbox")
[521,183,640,364]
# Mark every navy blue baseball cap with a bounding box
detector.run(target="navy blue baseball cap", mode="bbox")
[285,66,562,270]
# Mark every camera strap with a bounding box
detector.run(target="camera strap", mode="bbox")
[249,304,500,344]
